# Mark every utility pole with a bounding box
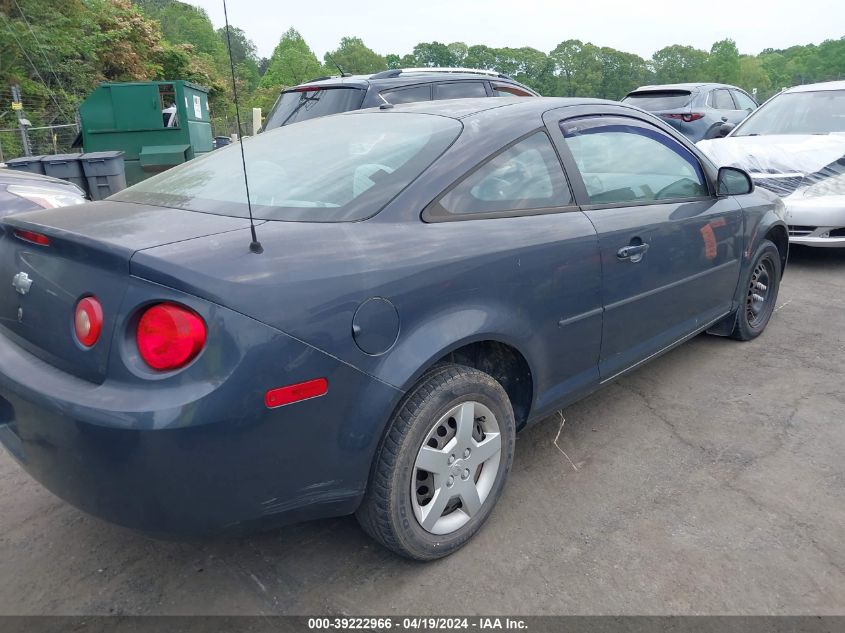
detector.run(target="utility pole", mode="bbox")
[10,84,32,156]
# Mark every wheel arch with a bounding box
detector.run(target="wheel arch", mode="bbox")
[764,222,789,274]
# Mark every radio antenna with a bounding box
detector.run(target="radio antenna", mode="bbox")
[222,0,263,254]
[326,52,351,77]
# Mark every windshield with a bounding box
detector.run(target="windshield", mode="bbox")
[263,87,365,129]
[622,91,692,111]
[113,113,462,222]
[734,90,845,136]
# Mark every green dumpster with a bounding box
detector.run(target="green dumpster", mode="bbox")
[79,80,213,186]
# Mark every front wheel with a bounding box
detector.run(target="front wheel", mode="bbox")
[731,239,782,340]
[356,364,516,560]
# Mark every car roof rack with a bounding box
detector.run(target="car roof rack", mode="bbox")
[369,68,511,80]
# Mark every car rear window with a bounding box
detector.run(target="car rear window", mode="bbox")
[263,87,365,129]
[622,91,692,111]
[112,112,462,222]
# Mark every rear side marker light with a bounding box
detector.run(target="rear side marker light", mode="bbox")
[14,229,50,246]
[137,303,207,371]
[75,297,103,347]
[265,378,328,409]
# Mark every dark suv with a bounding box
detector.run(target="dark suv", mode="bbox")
[623,83,758,142]
[262,68,539,130]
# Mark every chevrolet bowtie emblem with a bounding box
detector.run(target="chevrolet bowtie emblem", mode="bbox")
[12,272,32,296]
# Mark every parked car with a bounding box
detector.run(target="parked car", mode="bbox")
[0,168,86,217]
[622,83,758,142]
[697,80,845,248]
[0,98,787,560]
[261,68,538,130]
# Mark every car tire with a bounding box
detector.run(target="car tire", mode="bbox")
[730,239,782,341]
[356,363,516,561]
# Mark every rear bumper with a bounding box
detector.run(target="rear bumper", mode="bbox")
[0,314,401,536]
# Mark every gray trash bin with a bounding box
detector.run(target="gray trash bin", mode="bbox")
[41,153,88,194]
[4,155,46,175]
[79,151,127,200]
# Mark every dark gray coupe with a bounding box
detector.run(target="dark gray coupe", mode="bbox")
[0,98,787,560]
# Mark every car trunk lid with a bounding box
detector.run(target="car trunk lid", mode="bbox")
[0,201,258,383]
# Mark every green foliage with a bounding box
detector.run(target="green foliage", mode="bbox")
[325,36,386,75]
[708,38,741,85]
[651,45,709,84]
[259,28,323,89]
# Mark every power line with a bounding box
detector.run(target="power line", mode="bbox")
[12,0,74,100]
[0,11,73,122]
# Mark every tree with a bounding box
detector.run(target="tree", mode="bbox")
[549,39,603,97]
[651,45,709,84]
[411,41,456,67]
[738,56,772,100]
[464,45,497,70]
[447,42,468,66]
[708,39,741,84]
[259,28,323,88]
[598,48,648,100]
[324,36,386,74]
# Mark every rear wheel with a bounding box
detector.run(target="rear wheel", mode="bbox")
[731,239,782,340]
[357,364,515,560]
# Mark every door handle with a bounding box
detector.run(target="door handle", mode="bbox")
[617,243,650,262]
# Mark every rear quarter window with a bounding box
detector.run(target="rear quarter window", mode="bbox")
[426,131,572,219]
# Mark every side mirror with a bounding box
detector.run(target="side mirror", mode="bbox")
[718,122,736,137]
[718,166,754,196]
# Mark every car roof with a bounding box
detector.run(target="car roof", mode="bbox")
[628,83,738,93]
[289,70,532,92]
[346,96,615,120]
[784,80,845,93]
[0,167,79,188]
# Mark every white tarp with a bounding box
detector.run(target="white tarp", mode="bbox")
[697,134,845,197]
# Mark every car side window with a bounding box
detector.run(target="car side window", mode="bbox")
[711,89,737,110]
[381,84,432,104]
[433,82,488,100]
[428,132,572,218]
[560,119,709,205]
[732,90,757,111]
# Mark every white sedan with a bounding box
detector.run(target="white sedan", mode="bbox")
[698,80,845,247]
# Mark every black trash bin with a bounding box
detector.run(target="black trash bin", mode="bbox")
[79,151,127,200]
[41,153,88,195]
[4,155,47,175]
[214,136,231,149]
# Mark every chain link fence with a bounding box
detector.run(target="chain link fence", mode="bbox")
[0,123,80,162]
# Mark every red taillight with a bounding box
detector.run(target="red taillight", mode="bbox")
[74,297,103,347]
[292,86,321,92]
[265,378,328,409]
[14,229,50,246]
[663,113,704,122]
[136,303,206,371]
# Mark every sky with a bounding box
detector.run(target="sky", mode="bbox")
[192,0,844,61]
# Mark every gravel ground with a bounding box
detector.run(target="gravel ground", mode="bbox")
[0,246,843,616]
